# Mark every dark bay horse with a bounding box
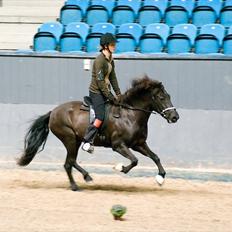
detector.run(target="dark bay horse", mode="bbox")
[17,76,179,191]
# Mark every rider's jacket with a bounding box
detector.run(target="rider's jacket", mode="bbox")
[89,52,121,101]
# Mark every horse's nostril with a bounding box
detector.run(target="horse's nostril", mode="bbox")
[171,117,177,123]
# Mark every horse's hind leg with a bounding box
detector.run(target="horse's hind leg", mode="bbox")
[73,158,93,183]
[56,128,92,191]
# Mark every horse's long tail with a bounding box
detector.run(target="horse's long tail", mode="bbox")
[17,111,51,166]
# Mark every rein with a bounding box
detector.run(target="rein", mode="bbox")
[118,103,157,115]
[116,103,176,116]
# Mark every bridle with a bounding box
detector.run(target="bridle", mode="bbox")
[118,103,157,115]
[117,103,176,116]
[114,87,176,116]
[161,107,176,116]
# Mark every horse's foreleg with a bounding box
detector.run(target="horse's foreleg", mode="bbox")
[113,144,138,174]
[132,143,166,178]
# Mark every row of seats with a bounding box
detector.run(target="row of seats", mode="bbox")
[33,22,232,54]
[60,0,232,27]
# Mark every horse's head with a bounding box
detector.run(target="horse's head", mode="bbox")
[123,76,179,123]
[150,82,179,123]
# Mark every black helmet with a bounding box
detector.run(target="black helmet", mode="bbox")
[100,33,117,47]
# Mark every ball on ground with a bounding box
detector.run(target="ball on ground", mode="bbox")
[111,204,127,220]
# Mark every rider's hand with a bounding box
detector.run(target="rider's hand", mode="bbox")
[116,94,122,104]
[113,98,120,105]
[108,94,121,105]
[108,96,119,105]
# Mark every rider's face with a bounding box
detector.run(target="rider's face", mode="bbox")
[108,43,116,53]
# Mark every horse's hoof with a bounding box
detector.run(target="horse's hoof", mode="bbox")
[155,175,165,186]
[71,185,81,191]
[86,180,94,186]
[114,163,124,172]
[84,175,93,183]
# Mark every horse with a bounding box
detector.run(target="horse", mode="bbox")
[17,75,179,191]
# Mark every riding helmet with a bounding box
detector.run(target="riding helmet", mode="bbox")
[100,33,117,47]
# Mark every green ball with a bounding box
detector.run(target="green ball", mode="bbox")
[111,205,127,219]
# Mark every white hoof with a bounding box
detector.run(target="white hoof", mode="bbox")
[114,163,124,172]
[155,175,165,186]
[86,180,94,186]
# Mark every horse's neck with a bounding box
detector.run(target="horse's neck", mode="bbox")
[126,101,152,126]
[135,109,151,126]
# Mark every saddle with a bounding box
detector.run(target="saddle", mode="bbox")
[80,96,95,124]
[80,96,121,123]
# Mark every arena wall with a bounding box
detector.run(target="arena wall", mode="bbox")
[0,53,231,169]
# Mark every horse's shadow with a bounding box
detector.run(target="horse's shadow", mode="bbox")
[11,179,178,195]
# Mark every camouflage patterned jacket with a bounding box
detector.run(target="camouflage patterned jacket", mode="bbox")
[89,53,121,101]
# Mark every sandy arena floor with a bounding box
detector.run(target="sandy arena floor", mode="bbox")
[0,169,232,232]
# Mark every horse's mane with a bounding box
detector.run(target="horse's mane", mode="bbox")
[122,75,162,103]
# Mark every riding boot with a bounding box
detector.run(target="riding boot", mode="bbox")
[82,124,98,153]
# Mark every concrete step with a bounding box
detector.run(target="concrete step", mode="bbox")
[0,6,61,23]
[0,23,39,49]
[3,0,64,7]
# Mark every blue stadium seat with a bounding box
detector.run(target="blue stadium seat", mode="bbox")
[143,0,168,15]
[227,25,232,35]
[65,22,89,43]
[112,6,135,26]
[220,0,232,27]
[116,33,137,53]
[38,22,63,43]
[222,25,232,54]
[91,0,115,17]
[195,24,225,54]
[223,34,232,54]
[165,0,194,27]
[138,0,168,26]
[86,33,102,53]
[91,23,116,34]
[192,0,222,27]
[138,7,162,26]
[145,23,170,44]
[224,0,232,7]
[139,23,169,53]
[60,5,83,26]
[118,23,143,45]
[65,0,89,15]
[117,0,141,15]
[167,24,197,54]
[33,32,57,52]
[60,32,83,52]
[86,5,109,25]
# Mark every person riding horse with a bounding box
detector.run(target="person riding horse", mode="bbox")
[82,33,122,153]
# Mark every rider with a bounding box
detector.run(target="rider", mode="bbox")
[82,33,121,153]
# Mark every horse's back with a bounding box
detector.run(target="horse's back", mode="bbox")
[49,101,88,136]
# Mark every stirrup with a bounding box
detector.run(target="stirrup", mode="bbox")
[81,142,94,154]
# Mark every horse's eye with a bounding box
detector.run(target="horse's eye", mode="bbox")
[158,95,165,100]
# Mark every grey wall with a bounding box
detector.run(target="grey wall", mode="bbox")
[0,53,231,169]
[0,54,232,110]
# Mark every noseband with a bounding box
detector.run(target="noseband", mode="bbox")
[161,107,176,115]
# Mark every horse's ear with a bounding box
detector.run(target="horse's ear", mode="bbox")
[150,81,162,90]
[155,81,163,89]
[158,82,163,87]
